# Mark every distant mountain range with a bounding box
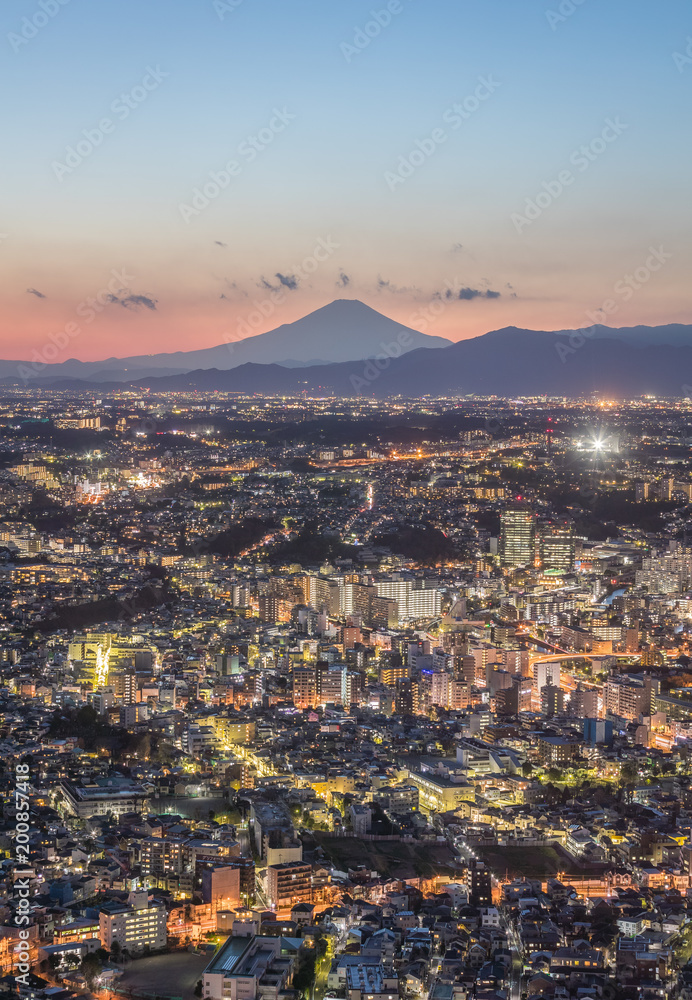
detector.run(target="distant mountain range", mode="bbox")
[2,301,692,397]
[0,299,450,382]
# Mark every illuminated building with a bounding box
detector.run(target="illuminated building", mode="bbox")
[539,524,575,571]
[266,861,312,908]
[500,507,535,568]
[99,892,167,952]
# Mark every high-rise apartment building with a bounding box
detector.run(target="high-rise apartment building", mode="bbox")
[99,892,167,953]
[541,683,564,718]
[266,861,312,909]
[374,579,442,622]
[467,860,492,907]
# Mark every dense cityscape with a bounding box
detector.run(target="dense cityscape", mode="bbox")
[2,390,692,1000]
[4,0,690,999]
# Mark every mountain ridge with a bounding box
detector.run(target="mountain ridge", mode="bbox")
[2,303,692,395]
[0,299,450,382]
[5,301,692,385]
[7,326,692,397]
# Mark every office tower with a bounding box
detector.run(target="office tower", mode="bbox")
[539,524,575,572]
[500,507,535,568]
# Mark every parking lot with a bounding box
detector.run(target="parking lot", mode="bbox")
[116,951,210,999]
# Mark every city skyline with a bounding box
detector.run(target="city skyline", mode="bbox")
[5,4,692,994]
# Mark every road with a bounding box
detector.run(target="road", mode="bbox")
[505,921,524,1000]
[311,953,330,1000]
[452,834,523,1000]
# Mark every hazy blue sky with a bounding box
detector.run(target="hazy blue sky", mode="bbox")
[2,0,690,358]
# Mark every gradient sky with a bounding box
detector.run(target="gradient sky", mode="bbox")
[2,0,691,360]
